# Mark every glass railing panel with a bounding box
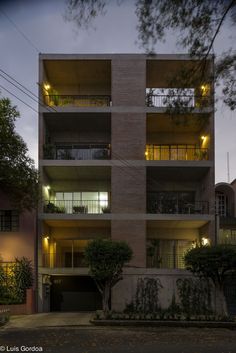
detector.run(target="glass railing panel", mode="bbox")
[43,200,109,214]
[43,144,110,160]
[44,95,111,107]
[146,145,209,161]
[147,200,209,214]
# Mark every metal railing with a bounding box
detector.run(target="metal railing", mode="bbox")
[146,145,209,161]
[146,94,210,108]
[43,144,110,160]
[147,200,209,214]
[147,253,186,269]
[44,94,111,107]
[43,200,109,214]
[42,253,86,268]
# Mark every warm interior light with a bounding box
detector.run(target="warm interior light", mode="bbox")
[145,151,148,156]
[201,135,206,140]
[200,84,209,96]
[44,83,50,91]
[201,237,210,246]
[46,185,51,190]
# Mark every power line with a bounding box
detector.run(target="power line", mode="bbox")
[0,84,38,113]
[0,8,40,53]
[0,68,57,112]
[0,70,57,113]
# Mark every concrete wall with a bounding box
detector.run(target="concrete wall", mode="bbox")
[112,269,194,311]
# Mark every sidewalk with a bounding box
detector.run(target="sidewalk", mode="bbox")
[3,312,93,329]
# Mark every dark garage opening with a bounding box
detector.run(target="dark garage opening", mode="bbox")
[50,275,102,312]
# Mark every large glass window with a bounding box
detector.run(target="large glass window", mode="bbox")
[54,192,108,214]
[147,191,195,214]
[147,239,193,269]
[216,192,228,217]
[219,229,236,245]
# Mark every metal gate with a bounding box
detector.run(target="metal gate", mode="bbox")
[50,276,102,312]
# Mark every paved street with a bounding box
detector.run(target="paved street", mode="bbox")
[0,326,236,353]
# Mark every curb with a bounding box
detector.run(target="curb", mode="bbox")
[91,320,236,328]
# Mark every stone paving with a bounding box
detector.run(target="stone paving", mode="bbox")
[3,312,93,329]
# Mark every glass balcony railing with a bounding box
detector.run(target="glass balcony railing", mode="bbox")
[44,94,111,107]
[43,144,110,160]
[146,94,210,108]
[146,145,209,161]
[43,200,110,214]
[147,200,209,214]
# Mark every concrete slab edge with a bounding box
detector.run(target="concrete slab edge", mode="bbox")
[91,320,236,328]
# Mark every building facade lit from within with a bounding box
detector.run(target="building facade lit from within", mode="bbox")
[38,54,215,312]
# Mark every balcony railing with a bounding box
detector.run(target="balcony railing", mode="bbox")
[43,200,110,214]
[146,145,209,161]
[147,253,186,269]
[146,94,209,108]
[147,200,209,214]
[43,144,110,160]
[44,94,111,107]
[42,253,86,268]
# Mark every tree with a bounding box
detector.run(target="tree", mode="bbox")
[184,245,236,316]
[0,97,38,210]
[84,238,132,313]
[64,0,236,110]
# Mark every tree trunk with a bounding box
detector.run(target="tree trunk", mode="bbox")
[215,285,228,317]
[102,284,110,316]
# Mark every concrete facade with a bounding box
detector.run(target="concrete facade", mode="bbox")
[38,54,215,312]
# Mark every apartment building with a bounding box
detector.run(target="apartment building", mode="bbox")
[38,54,215,312]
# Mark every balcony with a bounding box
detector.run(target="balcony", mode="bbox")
[147,199,209,215]
[146,145,208,161]
[44,94,111,107]
[43,144,111,160]
[43,199,110,214]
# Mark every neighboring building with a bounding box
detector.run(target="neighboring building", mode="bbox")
[38,54,215,312]
[215,180,236,315]
[0,190,37,313]
[215,180,236,245]
[0,190,36,264]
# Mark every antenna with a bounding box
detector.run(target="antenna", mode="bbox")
[227,152,230,183]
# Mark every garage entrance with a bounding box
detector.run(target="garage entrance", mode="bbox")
[50,276,102,312]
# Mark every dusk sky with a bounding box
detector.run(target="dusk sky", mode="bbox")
[0,0,235,183]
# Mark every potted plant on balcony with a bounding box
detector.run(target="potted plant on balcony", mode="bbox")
[102,206,110,213]
[44,202,65,214]
[73,205,88,214]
